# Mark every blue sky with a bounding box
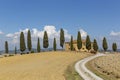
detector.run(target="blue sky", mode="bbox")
[0,0,120,50]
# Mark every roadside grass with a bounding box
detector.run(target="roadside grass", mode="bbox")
[64,61,83,80]
[64,51,95,80]
[86,59,118,80]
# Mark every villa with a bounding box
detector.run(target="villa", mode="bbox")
[65,40,93,52]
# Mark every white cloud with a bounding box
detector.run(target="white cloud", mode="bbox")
[6,32,20,40]
[0,31,4,34]
[5,25,71,48]
[6,28,29,38]
[44,25,58,38]
[20,28,29,34]
[80,29,87,37]
[64,29,71,39]
[6,33,14,37]
[110,31,120,36]
[5,29,29,44]
[32,25,71,39]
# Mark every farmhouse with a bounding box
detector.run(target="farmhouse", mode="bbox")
[65,40,93,52]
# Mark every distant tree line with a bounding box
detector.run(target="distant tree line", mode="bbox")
[4,28,118,54]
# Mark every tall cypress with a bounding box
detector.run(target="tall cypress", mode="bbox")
[5,41,9,53]
[86,35,91,51]
[20,32,26,53]
[53,38,57,51]
[37,37,41,52]
[70,36,73,51]
[102,37,108,51]
[112,43,117,52]
[93,39,98,52]
[43,31,49,48]
[77,31,82,50]
[27,30,32,52]
[60,28,65,49]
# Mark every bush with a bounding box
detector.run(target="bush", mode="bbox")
[31,51,34,53]
[4,55,8,57]
[90,50,96,54]
[20,53,25,55]
[9,54,14,57]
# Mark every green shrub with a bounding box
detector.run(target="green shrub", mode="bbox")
[31,51,34,53]
[9,54,14,57]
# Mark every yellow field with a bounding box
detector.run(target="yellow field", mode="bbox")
[88,53,120,80]
[0,51,91,80]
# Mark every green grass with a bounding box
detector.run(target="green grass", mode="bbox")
[64,62,83,80]
[86,59,118,80]
[64,52,93,80]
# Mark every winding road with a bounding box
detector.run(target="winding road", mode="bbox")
[75,53,105,80]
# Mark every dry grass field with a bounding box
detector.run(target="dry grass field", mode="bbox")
[87,53,120,80]
[0,51,91,80]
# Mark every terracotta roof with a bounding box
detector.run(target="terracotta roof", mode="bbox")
[65,42,70,44]
[65,39,86,44]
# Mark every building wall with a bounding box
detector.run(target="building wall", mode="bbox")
[73,43,78,51]
[80,42,88,52]
[65,41,93,52]
[65,43,70,51]
[65,43,87,51]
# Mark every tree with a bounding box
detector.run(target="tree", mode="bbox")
[70,36,74,51]
[20,32,26,53]
[53,38,57,51]
[15,46,17,54]
[112,43,117,52]
[93,39,98,52]
[5,41,9,53]
[86,35,91,51]
[27,30,32,52]
[43,31,49,48]
[102,37,108,51]
[77,31,82,51]
[37,37,41,52]
[60,28,65,49]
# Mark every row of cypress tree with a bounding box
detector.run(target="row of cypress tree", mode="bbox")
[4,28,64,54]
[4,29,117,54]
[70,31,117,52]
[102,37,117,52]
[70,31,99,52]
[19,28,64,54]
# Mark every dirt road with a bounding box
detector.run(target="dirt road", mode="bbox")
[75,53,105,80]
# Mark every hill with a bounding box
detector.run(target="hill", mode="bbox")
[0,51,91,80]
[87,53,120,80]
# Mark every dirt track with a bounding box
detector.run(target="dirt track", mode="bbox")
[75,53,105,80]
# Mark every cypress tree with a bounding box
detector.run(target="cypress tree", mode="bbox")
[20,32,26,53]
[86,35,91,51]
[5,41,9,53]
[53,38,57,51]
[112,43,117,52]
[27,30,32,52]
[60,28,65,49]
[93,39,98,52]
[70,36,73,51]
[15,46,17,54]
[37,37,41,52]
[77,31,82,50]
[43,31,49,48]
[102,37,108,51]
